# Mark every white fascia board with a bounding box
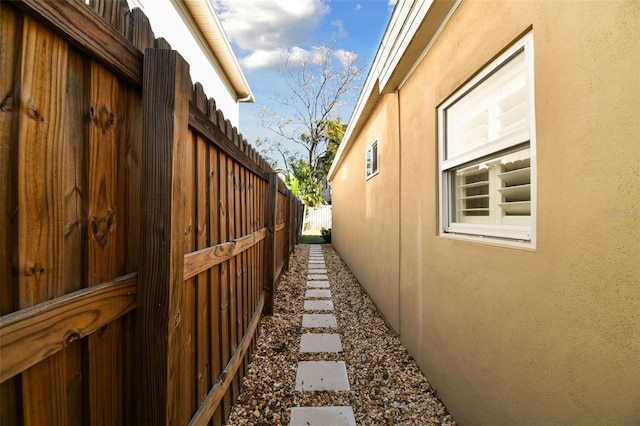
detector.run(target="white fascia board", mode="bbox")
[328,0,433,180]
[378,0,434,92]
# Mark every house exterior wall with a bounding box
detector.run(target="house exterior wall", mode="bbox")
[331,93,401,331]
[331,0,640,424]
[127,0,242,126]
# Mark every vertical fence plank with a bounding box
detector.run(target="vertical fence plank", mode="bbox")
[227,154,239,401]
[137,48,191,425]
[208,144,223,426]
[263,173,277,315]
[85,59,125,426]
[284,191,291,271]
[14,14,71,425]
[194,86,211,407]
[0,9,21,421]
[63,45,86,425]
[233,160,244,386]
[217,150,231,418]
[182,125,196,423]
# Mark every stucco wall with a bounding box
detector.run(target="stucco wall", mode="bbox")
[331,0,639,424]
[331,93,401,331]
[397,1,640,424]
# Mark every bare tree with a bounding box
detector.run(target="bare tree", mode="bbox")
[259,45,365,172]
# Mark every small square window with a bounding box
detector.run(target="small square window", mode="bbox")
[438,32,536,245]
[366,139,379,179]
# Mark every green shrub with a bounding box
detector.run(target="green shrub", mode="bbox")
[320,228,332,243]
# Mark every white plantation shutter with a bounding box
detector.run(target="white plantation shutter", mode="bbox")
[446,50,528,161]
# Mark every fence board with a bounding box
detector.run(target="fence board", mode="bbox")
[15,14,71,425]
[0,273,136,383]
[0,5,19,413]
[86,59,125,426]
[183,228,267,280]
[1,2,17,318]
[218,150,232,418]
[181,123,197,422]
[194,88,211,403]
[208,143,223,426]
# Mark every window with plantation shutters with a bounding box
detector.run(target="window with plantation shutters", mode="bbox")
[438,32,536,245]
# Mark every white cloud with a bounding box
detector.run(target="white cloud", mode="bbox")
[332,49,358,68]
[213,0,331,69]
[239,49,283,70]
[388,0,397,6]
[330,19,348,40]
[354,4,362,11]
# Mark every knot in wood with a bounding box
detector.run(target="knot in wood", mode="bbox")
[64,331,82,346]
[89,209,115,246]
[27,263,45,276]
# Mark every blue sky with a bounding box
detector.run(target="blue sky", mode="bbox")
[213,0,396,154]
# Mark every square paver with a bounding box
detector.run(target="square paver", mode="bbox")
[300,333,343,353]
[302,313,337,328]
[305,289,331,298]
[295,361,350,391]
[304,300,334,311]
[290,406,355,426]
[306,281,330,288]
[308,274,329,281]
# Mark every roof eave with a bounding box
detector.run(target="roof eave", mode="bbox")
[180,0,254,103]
[328,0,459,181]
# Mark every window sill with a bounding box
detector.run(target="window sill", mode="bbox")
[439,232,536,251]
[365,170,379,181]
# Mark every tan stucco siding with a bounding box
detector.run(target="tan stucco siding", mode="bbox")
[331,92,401,331]
[332,0,640,424]
[397,1,640,425]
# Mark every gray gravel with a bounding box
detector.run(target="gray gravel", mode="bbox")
[225,244,457,425]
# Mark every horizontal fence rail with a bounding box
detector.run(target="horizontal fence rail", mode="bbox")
[0,1,302,425]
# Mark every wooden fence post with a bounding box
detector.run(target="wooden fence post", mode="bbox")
[263,172,277,315]
[283,191,292,271]
[137,48,191,425]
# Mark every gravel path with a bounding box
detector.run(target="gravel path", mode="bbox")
[225,244,457,425]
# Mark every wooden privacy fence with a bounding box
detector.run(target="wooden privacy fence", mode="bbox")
[0,1,303,424]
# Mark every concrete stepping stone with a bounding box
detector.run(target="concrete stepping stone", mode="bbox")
[295,361,350,391]
[305,289,331,298]
[308,268,327,274]
[306,281,330,288]
[300,333,343,353]
[308,274,329,281]
[304,300,334,311]
[302,313,337,328]
[290,406,356,426]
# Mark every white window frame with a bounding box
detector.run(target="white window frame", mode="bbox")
[438,32,536,248]
[365,138,380,180]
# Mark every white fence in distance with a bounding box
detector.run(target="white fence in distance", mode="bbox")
[304,205,332,230]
